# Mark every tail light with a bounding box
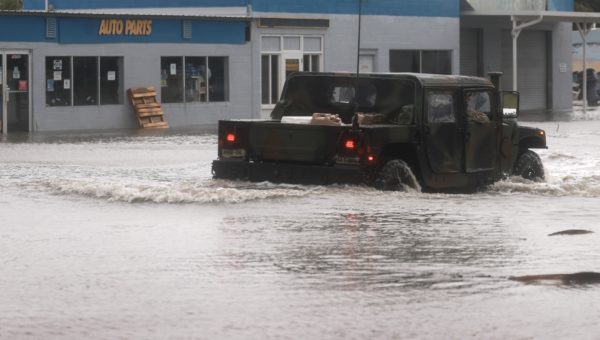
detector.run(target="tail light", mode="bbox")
[219,129,245,159]
[335,132,365,166]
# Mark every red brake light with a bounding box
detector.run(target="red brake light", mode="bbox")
[367,155,375,163]
[226,133,236,143]
[345,140,355,149]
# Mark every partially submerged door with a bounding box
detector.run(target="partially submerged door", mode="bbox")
[2,51,31,134]
[424,90,462,173]
[284,55,302,80]
[464,90,496,172]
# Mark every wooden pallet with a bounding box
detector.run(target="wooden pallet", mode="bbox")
[127,86,169,129]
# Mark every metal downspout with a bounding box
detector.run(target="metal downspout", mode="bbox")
[511,14,544,91]
[2,54,6,134]
[247,1,255,119]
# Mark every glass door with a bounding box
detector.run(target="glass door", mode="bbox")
[280,53,303,104]
[284,56,302,81]
[2,51,31,134]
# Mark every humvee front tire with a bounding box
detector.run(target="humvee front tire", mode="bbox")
[375,159,421,191]
[513,150,545,181]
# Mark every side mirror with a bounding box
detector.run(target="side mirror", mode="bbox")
[502,91,519,118]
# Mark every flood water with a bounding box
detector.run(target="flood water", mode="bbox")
[2,112,600,339]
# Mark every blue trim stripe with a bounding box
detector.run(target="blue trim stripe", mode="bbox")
[251,0,460,17]
[23,0,44,9]
[25,0,247,10]
[0,16,47,41]
[548,0,574,11]
[24,0,461,17]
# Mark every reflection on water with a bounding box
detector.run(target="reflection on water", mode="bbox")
[2,122,600,339]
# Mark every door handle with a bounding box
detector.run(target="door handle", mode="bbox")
[3,87,9,103]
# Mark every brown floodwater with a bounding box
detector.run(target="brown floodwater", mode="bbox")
[1,116,600,339]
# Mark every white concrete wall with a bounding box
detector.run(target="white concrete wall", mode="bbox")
[251,13,461,119]
[0,41,252,132]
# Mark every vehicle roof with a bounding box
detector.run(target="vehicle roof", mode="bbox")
[292,72,494,88]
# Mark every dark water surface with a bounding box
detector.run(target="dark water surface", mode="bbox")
[1,120,600,339]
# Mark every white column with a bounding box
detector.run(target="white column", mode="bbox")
[576,23,591,116]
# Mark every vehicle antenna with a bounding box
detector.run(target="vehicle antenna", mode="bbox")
[352,0,363,129]
[356,0,363,81]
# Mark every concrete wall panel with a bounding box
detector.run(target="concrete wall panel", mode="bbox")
[0,42,252,131]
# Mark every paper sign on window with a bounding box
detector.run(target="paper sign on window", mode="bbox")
[13,67,20,80]
[107,71,116,81]
[47,79,54,92]
[53,59,62,70]
[64,79,71,89]
[54,71,62,81]
[170,63,176,75]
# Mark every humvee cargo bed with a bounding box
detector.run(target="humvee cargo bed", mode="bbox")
[212,72,546,192]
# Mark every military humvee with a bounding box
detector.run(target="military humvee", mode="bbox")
[212,72,546,192]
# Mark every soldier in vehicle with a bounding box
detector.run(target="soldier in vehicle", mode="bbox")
[465,92,490,124]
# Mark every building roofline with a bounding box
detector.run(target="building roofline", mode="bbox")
[461,10,600,24]
[0,8,251,21]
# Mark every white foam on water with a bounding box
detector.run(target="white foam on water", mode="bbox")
[43,178,322,204]
[490,175,600,197]
[546,152,577,161]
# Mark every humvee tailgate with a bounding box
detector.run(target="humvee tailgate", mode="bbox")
[249,122,342,163]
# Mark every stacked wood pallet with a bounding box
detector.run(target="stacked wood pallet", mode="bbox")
[127,86,169,129]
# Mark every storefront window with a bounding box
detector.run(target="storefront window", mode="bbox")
[100,57,123,105]
[162,56,229,104]
[271,55,279,104]
[261,54,279,105]
[73,57,98,106]
[389,50,420,73]
[261,55,270,105]
[422,51,452,75]
[46,56,124,107]
[161,57,184,103]
[208,57,228,102]
[303,54,320,72]
[390,50,452,75]
[185,57,207,103]
[46,57,71,106]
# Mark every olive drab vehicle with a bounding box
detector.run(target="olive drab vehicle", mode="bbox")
[212,72,547,192]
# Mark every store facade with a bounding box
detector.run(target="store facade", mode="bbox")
[0,0,575,133]
[250,0,460,117]
[0,5,251,133]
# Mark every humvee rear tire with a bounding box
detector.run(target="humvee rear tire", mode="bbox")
[375,159,421,191]
[513,150,545,181]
